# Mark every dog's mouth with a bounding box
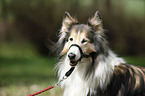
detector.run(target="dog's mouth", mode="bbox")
[70,60,78,66]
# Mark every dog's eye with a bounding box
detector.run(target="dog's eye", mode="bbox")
[69,38,73,41]
[81,39,87,44]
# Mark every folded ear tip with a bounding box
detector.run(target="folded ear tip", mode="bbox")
[64,11,70,17]
[65,11,68,15]
[95,11,99,15]
[95,11,102,20]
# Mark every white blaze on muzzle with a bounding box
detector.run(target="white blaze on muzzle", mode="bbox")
[67,44,96,66]
[67,45,81,61]
[67,44,92,66]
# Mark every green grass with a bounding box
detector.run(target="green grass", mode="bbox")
[0,56,56,85]
[0,56,63,96]
[0,42,63,96]
[124,56,145,67]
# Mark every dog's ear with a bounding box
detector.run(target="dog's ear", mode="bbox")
[61,12,78,32]
[88,11,103,34]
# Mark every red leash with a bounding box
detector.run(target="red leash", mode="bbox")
[27,67,75,96]
[27,85,54,96]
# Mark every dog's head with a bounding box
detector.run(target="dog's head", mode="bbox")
[57,11,108,66]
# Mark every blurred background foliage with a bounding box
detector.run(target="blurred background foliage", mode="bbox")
[0,0,145,96]
[0,0,145,56]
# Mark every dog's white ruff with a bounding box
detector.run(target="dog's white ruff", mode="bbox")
[57,50,125,96]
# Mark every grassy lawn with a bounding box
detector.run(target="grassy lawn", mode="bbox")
[0,56,63,96]
[0,43,145,96]
[0,43,63,96]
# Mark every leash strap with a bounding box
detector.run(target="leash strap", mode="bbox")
[27,85,54,96]
[27,67,75,96]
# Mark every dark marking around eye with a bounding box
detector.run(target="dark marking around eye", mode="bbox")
[81,39,87,44]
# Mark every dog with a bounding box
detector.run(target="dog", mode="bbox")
[55,11,145,96]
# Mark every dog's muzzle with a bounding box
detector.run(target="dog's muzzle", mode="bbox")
[67,44,90,66]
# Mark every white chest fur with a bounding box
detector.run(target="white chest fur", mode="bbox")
[57,51,125,96]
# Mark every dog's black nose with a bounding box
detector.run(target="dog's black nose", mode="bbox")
[68,53,76,60]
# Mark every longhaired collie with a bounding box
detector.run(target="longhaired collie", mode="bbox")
[55,11,145,96]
